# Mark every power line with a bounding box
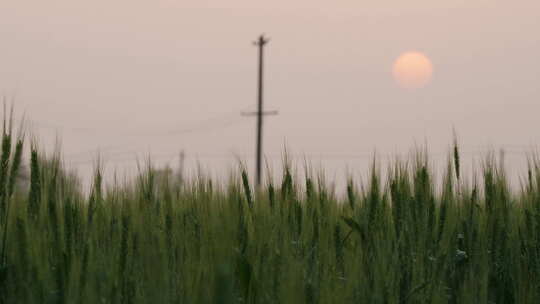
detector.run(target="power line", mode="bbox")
[53,138,540,161]
[64,148,538,168]
[31,105,253,137]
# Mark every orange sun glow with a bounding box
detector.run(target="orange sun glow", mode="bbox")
[392,52,433,89]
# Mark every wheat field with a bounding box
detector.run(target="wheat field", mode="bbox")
[0,117,539,303]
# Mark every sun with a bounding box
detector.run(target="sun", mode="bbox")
[392,52,433,89]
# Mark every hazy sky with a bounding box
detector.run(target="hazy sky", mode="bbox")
[1,1,539,185]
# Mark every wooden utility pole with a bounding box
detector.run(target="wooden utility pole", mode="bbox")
[243,34,277,186]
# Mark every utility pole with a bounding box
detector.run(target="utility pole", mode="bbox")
[242,34,277,186]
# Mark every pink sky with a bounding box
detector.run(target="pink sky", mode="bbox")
[1,0,539,186]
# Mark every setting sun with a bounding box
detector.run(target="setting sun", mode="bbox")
[392,51,433,89]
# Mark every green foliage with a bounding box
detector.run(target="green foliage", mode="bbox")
[27,146,41,221]
[0,125,539,303]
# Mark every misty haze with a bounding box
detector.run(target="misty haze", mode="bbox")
[0,1,539,303]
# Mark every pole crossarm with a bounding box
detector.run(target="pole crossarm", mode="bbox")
[253,35,270,46]
[241,110,279,116]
